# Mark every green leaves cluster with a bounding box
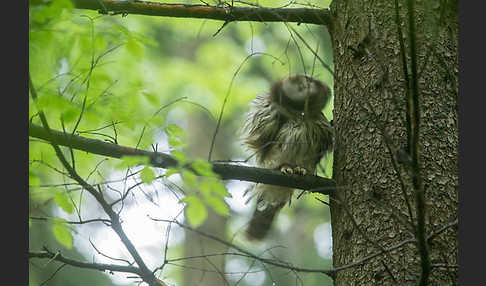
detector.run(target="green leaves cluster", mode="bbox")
[174,163,231,228]
[30,4,335,285]
[164,124,231,227]
[52,191,75,248]
[115,155,157,184]
[112,123,232,228]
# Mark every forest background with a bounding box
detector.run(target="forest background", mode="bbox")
[29,1,337,286]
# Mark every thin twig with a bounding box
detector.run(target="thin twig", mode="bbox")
[207,52,284,161]
[89,237,134,265]
[149,217,336,277]
[30,73,160,286]
[29,250,142,275]
[29,216,111,225]
[39,263,67,286]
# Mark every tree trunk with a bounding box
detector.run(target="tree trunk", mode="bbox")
[182,111,233,286]
[328,0,458,285]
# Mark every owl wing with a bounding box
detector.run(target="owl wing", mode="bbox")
[242,94,284,164]
[315,113,334,165]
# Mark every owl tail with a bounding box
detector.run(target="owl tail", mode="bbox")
[245,200,285,240]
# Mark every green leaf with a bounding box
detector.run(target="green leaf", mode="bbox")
[140,166,156,183]
[165,124,186,148]
[141,90,160,106]
[205,196,229,216]
[171,150,187,165]
[36,93,73,112]
[31,0,74,24]
[181,169,198,189]
[165,167,179,178]
[51,220,73,249]
[115,155,150,169]
[207,179,231,198]
[180,195,207,227]
[94,37,108,53]
[60,106,80,123]
[53,191,73,214]
[126,38,145,57]
[192,160,218,178]
[199,180,212,197]
[29,169,40,186]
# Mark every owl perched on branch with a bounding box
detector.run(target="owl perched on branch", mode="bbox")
[242,74,334,240]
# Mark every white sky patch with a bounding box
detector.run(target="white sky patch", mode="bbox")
[245,36,266,55]
[59,58,69,75]
[153,130,170,153]
[49,146,278,285]
[225,258,266,286]
[54,167,187,285]
[313,222,333,259]
[225,180,253,214]
[166,107,189,130]
[276,213,291,233]
[242,267,266,286]
[225,258,248,281]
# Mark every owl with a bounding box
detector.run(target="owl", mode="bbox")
[242,74,334,240]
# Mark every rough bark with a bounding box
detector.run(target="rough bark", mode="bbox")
[329,0,458,285]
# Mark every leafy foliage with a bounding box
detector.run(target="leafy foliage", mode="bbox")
[140,166,156,183]
[29,0,334,285]
[51,218,74,249]
[180,195,208,227]
[164,123,231,227]
[115,155,151,170]
[53,191,74,214]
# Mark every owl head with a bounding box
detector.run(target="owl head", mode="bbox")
[270,74,331,118]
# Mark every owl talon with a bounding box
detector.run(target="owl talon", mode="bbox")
[294,166,307,176]
[280,165,294,175]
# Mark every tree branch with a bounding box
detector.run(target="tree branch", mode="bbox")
[151,218,336,278]
[30,74,164,286]
[60,0,332,26]
[29,250,142,276]
[29,123,336,194]
[30,216,111,225]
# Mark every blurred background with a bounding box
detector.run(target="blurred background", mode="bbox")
[29,0,334,285]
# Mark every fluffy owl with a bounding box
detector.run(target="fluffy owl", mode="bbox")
[242,74,334,240]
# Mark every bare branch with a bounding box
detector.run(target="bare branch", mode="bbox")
[30,74,164,286]
[150,218,336,278]
[29,216,111,225]
[39,264,67,286]
[29,250,142,275]
[154,218,459,280]
[61,0,332,26]
[29,122,336,194]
